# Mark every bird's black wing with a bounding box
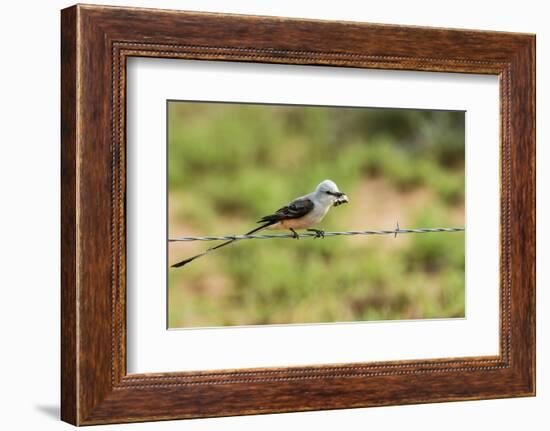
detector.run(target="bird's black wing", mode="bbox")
[257,197,314,224]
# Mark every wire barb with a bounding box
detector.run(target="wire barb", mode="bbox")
[169,226,465,242]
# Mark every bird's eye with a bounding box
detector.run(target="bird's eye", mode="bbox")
[325,191,331,195]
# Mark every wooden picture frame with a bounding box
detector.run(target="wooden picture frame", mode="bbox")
[61,4,535,425]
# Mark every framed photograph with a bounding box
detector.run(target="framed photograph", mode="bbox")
[61,4,535,425]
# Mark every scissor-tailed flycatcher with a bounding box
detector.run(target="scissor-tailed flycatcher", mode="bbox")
[171,179,349,268]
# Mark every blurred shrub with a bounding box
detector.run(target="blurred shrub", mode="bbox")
[404,207,465,273]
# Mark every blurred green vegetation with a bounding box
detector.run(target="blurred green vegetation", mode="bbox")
[168,102,465,328]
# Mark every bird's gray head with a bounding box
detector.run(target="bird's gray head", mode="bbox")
[314,179,349,206]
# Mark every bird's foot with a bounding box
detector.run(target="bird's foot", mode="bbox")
[290,228,300,239]
[307,228,325,239]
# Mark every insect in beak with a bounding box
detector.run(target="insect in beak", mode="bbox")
[333,193,349,206]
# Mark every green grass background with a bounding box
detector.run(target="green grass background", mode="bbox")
[168,102,465,328]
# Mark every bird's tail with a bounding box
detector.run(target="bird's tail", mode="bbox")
[171,222,274,268]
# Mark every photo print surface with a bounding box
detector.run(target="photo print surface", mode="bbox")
[167,101,465,329]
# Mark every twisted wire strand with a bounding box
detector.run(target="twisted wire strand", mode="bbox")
[169,226,465,242]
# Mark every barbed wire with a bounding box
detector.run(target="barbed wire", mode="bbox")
[169,223,465,242]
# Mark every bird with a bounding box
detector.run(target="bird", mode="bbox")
[171,179,349,268]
